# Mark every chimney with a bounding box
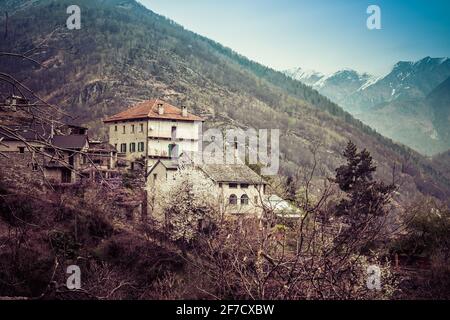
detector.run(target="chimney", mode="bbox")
[157,103,164,115]
[181,105,188,117]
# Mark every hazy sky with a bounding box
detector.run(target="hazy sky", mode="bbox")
[139,0,450,75]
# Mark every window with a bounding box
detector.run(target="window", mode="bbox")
[31,163,38,171]
[138,142,144,152]
[219,183,223,188]
[114,125,118,132]
[241,194,249,205]
[130,143,136,153]
[69,153,74,166]
[131,125,135,133]
[114,144,117,150]
[18,147,25,154]
[229,194,237,205]
[168,144,179,158]
[229,183,238,189]
[171,126,177,140]
[61,168,71,183]
[153,173,157,181]
[140,123,144,132]
[122,126,126,134]
[120,143,127,153]
[241,184,249,189]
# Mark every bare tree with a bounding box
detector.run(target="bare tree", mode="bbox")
[185,143,398,300]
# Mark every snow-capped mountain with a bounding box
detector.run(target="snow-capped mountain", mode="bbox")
[285,57,450,113]
[313,69,374,107]
[347,57,450,112]
[284,57,450,155]
[283,67,324,86]
[284,67,374,110]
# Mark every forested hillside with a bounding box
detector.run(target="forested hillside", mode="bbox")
[1,0,449,205]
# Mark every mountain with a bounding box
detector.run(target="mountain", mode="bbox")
[1,0,450,206]
[348,57,450,112]
[355,59,450,156]
[283,67,324,86]
[284,67,375,111]
[314,69,373,108]
[286,57,450,155]
[428,76,450,143]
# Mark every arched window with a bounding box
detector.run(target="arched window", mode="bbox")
[229,194,237,205]
[241,194,249,205]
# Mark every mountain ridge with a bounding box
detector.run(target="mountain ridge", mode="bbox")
[285,56,450,155]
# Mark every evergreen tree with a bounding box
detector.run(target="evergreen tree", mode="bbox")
[334,141,396,227]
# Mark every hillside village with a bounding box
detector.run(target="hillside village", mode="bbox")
[0,96,298,221]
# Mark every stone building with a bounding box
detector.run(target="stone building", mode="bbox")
[198,163,267,216]
[146,155,267,218]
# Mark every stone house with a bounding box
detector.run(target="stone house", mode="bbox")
[198,163,267,216]
[146,155,267,218]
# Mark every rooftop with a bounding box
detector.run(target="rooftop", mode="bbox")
[0,122,52,142]
[103,99,204,123]
[199,164,266,185]
[52,135,89,150]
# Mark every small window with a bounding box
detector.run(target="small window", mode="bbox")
[169,144,179,158]
[241,194,249,205]
[122,126,126,134]
[219,183,223,188]
[229,194,237,205]
[130,143,136,153]
[171,126,177,140]
[114,143,118,150]
[114,125,118,132]
[131,124,135,133]
[140,123,144,132]
[120,143,127,153]
[18,147,25,154]
[138,142,144,152]
[229,183,238,189]
[153,173,157,181]
[32,163,38,171]
[241,184,249,189]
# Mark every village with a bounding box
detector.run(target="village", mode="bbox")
[0,95,300,224]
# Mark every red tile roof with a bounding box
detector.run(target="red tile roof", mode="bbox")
[103,99,204,123]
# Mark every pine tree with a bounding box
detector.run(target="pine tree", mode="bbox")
[334,141,396,226]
